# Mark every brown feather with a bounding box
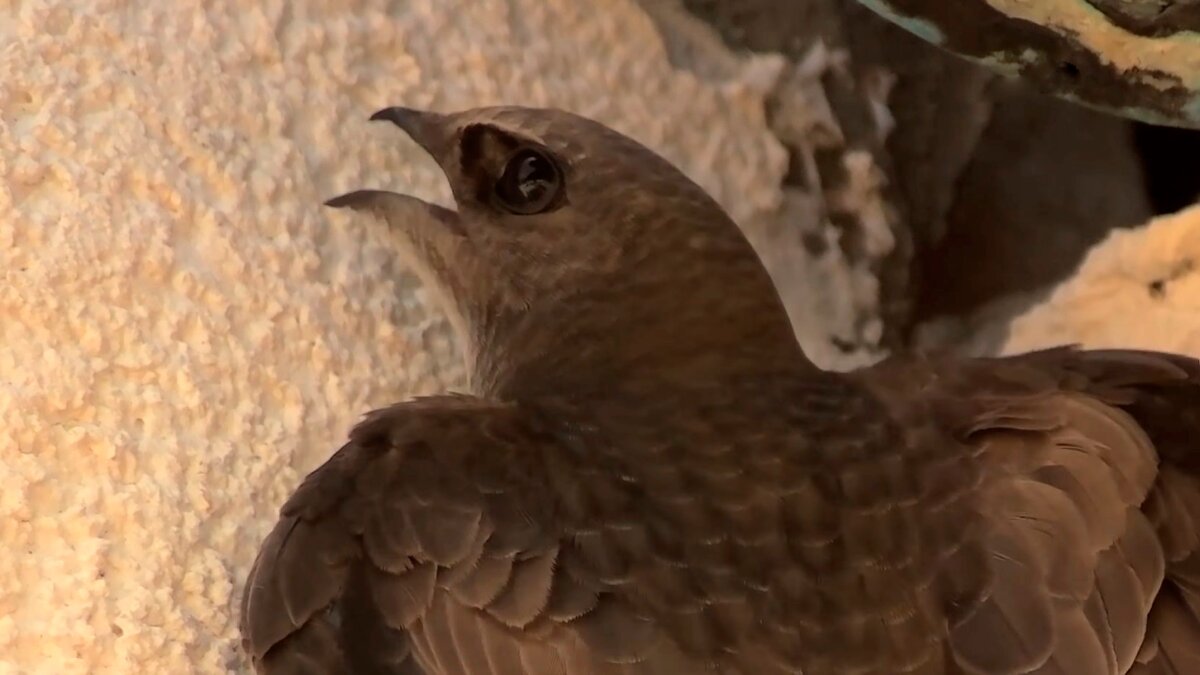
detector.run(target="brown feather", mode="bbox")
[485,546,560,628]
[370,561,437,629]
[446,553,516,609]
[259,616,347,675]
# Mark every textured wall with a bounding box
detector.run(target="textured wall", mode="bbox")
[855,0,1200,128]
[1004,205,1200,355]
[0,0,811,672]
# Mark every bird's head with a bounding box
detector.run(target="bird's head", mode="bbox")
[327,105,807,398]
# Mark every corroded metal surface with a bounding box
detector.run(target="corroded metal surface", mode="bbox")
[856,0,1200,128]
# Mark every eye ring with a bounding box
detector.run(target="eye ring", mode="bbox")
[492,147,564,215]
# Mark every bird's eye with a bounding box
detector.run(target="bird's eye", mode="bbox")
[493,148,563,215]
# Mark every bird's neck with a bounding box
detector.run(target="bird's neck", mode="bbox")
[463,264,813,400]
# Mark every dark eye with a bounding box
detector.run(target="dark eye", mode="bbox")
[493,148,563,215]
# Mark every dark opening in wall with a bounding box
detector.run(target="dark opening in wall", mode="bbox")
[1134,122,1200,216]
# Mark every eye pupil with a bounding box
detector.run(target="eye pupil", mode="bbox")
[494,148,563,214]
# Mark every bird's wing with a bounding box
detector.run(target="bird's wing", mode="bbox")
[857,346,1200,674]
[239,394,702,675]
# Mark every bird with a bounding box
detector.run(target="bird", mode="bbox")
[239,104,1200,674]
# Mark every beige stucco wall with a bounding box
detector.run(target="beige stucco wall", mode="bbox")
[1004,205,1200,356]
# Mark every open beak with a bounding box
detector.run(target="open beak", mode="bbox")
[321,107,478,371]
[322,107,465,237]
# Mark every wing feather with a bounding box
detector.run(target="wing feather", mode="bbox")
[240,395,707,675]
[857,347,1200,674]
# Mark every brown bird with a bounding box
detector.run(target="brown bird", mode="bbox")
[240,105,1200,674]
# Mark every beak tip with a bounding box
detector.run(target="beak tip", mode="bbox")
[323,191,366,209]
[369,106,419,125]
[368,106,445,160]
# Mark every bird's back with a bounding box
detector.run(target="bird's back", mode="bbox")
[558,351,1200,674]
[242,348,1200,675]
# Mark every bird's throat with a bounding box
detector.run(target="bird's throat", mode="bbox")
[463,273,812,400]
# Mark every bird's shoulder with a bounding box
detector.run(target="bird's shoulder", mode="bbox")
[240,392,717,674]
[280,393,564,526]
[240,395,567,669]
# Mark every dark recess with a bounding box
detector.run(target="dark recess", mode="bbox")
[1134,122,1200,216]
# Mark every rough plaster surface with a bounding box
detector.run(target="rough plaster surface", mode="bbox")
[0,0,841,672]
[985,0,1200,80]
[854,0,1200,128]
[1004,205,1200,356]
